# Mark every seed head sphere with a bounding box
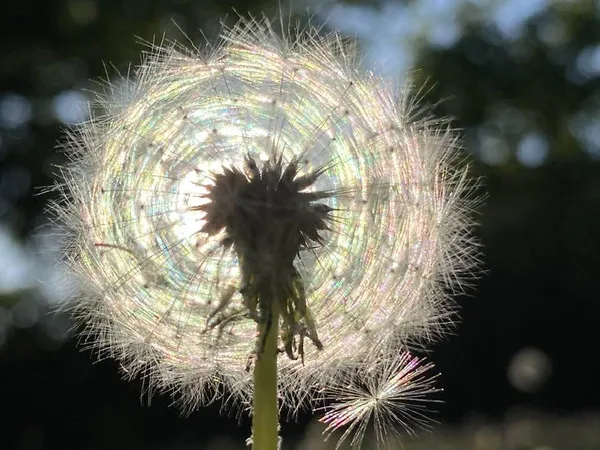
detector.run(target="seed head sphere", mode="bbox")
[54,18,477,415]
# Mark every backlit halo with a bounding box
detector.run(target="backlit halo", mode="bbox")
[57,18,475,412]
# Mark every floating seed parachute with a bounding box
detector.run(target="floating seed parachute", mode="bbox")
[52,16,477,444]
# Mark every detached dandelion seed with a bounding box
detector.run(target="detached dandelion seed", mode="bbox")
[319,350,441,449]
[51,16,478,449]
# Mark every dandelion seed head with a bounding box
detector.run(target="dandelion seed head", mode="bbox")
[51,16,477,420]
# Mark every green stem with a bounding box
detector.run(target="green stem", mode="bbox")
[252,302,280,450]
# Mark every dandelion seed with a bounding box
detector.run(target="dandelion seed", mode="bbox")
[319,351,441,449]
[50,15,477,447]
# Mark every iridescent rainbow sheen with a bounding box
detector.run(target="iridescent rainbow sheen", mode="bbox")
[56,18,476,417]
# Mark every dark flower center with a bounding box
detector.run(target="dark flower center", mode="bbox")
[197,154,332,360]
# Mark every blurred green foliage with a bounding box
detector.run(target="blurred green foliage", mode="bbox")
[1,0,600,449]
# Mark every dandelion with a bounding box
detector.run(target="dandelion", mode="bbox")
[319,350,440,449]
[51,16,477,449]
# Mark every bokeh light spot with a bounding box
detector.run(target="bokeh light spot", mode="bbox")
[475,125,510,165]
[575,45,600,80]
[52,90,89,124]
[507,347,552,393]
[516,132,549,167]
[0,94,32,129]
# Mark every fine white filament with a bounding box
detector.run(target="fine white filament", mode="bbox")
[52,16,477,447]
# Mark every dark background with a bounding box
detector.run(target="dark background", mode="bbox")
[1,0,599,449]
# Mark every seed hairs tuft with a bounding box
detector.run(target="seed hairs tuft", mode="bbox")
[50,15,478,445]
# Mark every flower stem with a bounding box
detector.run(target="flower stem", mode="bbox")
[252,301,280,450]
